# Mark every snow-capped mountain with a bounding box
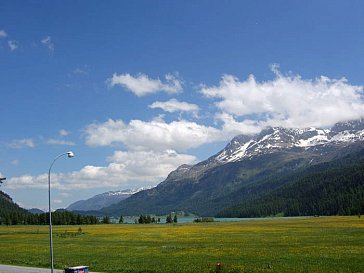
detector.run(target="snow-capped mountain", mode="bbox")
[67,186,153,211]
[102,119,364,217]
[162,119,364,183]
[215,119,364,163]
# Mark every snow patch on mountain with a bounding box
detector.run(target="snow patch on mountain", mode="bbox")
[215,120,364,163]
[104,187,153,197]
[67,186,154,211]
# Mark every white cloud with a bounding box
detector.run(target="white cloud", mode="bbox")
[108,73,182,96]
[7,139,35,149]
[45,130,74,145]
[149,99,199,116]
[5,174,49,189]
[0,30,7,38]
[8,40,18,51]
[6,150,197,190]
[105,149,197,183]
[41,36,54,53]
[85,118,224,151]
[47,139,75,146]
[201,68,364,129]
[214,112,263,136]
[59,129,70,136]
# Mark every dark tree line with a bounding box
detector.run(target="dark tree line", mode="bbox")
[0,192,99,226]
[166,213,178,223]
[0,210,99,226]
[138,215,160,224]
[1,189,99,225]
[136,214,177,224]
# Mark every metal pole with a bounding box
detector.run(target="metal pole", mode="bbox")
[48,152,71,273]
[48,163,54,273]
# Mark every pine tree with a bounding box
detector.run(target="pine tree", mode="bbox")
[102,216,110,224]
[166,214,173,223]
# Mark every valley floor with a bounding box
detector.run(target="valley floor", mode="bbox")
[0,216,363,273]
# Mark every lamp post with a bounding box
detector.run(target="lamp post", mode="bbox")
[48,151,75,273]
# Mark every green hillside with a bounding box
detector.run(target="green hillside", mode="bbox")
[0,191,29,225]
[217,151,364,217]
[103,143,364,217]
[0,191,98,225]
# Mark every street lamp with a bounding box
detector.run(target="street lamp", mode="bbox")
[48,151,75,273]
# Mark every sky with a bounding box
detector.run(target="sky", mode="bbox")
[1,0,364,210]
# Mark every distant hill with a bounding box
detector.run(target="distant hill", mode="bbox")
[28,208,44,214]
[67,187,153,211]
[102,119,364,217]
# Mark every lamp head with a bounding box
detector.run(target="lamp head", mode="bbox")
[67,151,75,158]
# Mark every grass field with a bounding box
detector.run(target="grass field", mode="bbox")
[0,216,363,273]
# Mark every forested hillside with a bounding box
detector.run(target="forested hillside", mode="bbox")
[217,152,364,217]
[0,191,30,225]
[0,191,98,225]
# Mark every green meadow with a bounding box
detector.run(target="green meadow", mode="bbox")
[0,216,363,273]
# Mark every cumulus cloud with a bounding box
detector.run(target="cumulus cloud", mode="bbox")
[7,139,35,149]
[214,112,263,136]
[85,118,224,151]
[6,150,197,190]
[41,36,54,53]
[0,30,7,38]
[108,73,182,96]
[201,68,364,129]
[5,174,48,189]
[8,40,18,51]
[149,99,199,116]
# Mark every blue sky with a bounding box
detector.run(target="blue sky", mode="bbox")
[1,1,364,210]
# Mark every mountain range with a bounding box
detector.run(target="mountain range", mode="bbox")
[2,120,364,219]
[67,187,153,211]
[100,119,364,217]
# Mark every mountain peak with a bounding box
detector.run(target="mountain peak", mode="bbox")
[216,119,364,163]
[331,119,364,133]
